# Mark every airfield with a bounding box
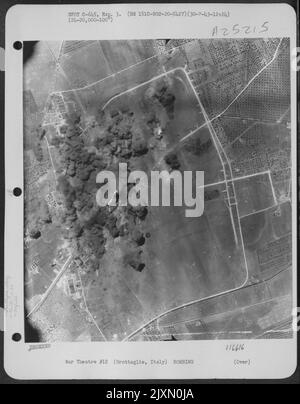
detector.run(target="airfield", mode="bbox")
[24,39,293,342]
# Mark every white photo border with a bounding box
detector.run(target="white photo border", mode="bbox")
[4,3,298,380]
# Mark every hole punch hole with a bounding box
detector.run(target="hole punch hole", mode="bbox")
[13,187,22,197]
[13,41,23,50]
[12,333,22,342]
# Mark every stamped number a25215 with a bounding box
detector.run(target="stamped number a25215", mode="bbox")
[212,22,269,37]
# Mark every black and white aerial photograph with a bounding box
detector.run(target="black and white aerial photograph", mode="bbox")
[23,38,292,343]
